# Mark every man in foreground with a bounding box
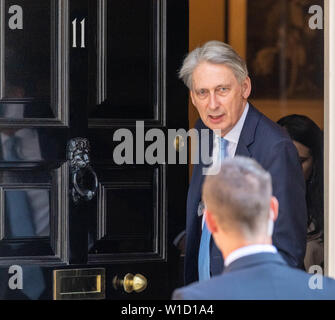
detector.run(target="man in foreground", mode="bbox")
[173,157,335,299]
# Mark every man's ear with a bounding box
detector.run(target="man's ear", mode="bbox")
[241,76,251,99]
[205,210,219,234]
[270,196,279,222]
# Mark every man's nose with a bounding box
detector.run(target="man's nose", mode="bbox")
[208,92,219,110]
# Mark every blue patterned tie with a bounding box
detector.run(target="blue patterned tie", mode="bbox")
[198,138,228,280]
[219,137,228,163]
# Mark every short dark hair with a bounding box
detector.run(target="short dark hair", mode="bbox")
[202,157,272,236]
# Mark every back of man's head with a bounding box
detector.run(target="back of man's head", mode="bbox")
[203,156,273,240]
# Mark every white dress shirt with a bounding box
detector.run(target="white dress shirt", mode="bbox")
[224,244,278,267]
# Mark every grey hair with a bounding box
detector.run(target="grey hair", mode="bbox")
[202,156,272,235]
[179,40,248,90]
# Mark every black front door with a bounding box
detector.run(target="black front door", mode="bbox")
[0,0,188,300]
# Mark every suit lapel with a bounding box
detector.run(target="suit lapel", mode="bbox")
[235,143,250,157]
[235,103,261,157]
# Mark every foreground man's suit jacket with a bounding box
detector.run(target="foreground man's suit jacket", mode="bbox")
[175,253,335,299]
[185,104,307,285]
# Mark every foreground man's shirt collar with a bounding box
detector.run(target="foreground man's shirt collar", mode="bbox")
[224,244,278,267]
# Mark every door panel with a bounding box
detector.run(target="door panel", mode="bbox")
[99,0,156,119]
[0,0,84,300]
[88,0,164,126]
[0,0,69,125]
[4,188,51,239]
[88,166,163,260]
[0,164,68,263]
[3,0,51,101]
[86,0,188,299]
[0,0,188,300]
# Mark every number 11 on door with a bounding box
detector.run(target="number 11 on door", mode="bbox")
[72,18,85,48]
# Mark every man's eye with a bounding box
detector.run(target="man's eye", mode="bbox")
[217,87,227,93]
[197,90,208,97]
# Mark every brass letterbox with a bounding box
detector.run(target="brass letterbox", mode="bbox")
[53,268,105,300]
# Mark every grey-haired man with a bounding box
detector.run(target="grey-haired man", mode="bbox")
[181,40,307,285]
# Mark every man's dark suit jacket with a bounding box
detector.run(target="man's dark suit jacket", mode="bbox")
[185,104,307,285]
[174,252,335,299]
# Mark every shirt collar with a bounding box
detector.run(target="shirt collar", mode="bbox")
[223,102,249,144]
[224,244,278,267]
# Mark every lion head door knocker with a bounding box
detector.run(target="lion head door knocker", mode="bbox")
[67,138,98,203]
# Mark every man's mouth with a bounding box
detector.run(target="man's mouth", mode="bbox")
[208,114,224,123]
